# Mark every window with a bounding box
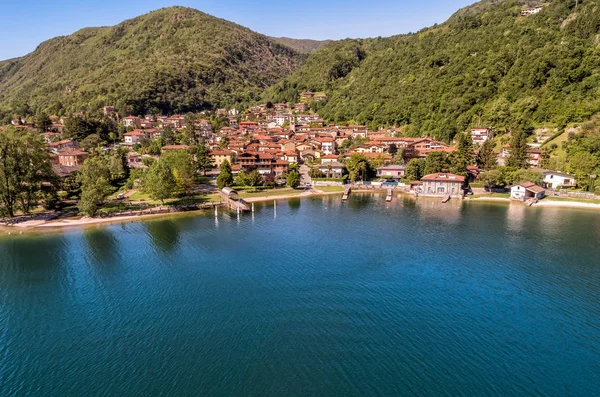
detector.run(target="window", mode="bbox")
[437,187,445,193]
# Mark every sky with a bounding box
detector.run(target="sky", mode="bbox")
[0,0,476,61]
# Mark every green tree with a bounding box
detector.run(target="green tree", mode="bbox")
[345,154,372,182]
[35,112,52,132]
[144,160,176,204]
[476,139,497,170]
[217,160,234,189]
[477,170,502,191]
[162,126,176,145]
[0,127,55,217]
[195,142,214,175]
[236,170,249,188]
[162,150,196,193]
[108,149,128,182]
[247,170,263,187]
[508,169,544,186]
[77,156,112,217]
[287,171,301,188]
[405,158,425,180]
[424,152,448,175]
[507,130,530,169]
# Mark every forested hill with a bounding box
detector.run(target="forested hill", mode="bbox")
[267,0,600,141]
[270,37,332,53]
[0,6,304,117]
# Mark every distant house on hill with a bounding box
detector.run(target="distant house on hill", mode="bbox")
[521,6,543,16]
[57,148,88,167]
[123,129,148,145]
[122,116,142,128]
[103,106,116,116]
[470,128,492,145]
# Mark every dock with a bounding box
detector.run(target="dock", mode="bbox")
[342,187,351,201]
[386,188,393,202]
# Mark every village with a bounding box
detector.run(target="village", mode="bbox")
[2,90,594,226]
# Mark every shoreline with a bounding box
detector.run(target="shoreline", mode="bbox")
[2,190,600,232]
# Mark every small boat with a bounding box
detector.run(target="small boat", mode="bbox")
[441,194,451,203]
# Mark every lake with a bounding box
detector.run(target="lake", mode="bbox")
[0,194,599,396]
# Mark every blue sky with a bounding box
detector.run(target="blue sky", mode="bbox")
[0,0,475,60]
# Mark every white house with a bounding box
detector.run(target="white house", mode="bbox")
[510,182,546,201]
[470,128,492,145]
[542,171,577,189]
[123,129,148,145]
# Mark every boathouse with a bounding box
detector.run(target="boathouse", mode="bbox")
[510,182,545,201]
[221,187,239,200]
[420,173,465,198]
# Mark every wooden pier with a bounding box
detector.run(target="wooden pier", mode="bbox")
[386,188,393,202]
[342,187,351,201]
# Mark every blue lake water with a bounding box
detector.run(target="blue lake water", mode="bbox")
[0,194,599,396]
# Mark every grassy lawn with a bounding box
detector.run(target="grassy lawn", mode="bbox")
[237,188,302,199]
[543,196,600,204]
[317,186,345,193]
[127,191,222,206]
[471,193,511,199]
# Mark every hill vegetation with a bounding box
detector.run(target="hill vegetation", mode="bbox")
[267,0,600,142]
[270,37,331,53]
[0,6,304,119]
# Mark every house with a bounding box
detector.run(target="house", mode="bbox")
[377,165,406,179]
[542,171,577,189]
[313,93,327,101]
[272,113,294,127]
[294,103,309,112]
[122,116,142,128]
[528,148,544,167]
[315,137,336,155]
[140,120,153,129]
[57,148,88,167]
[47,139,76,154]
[300,92,314,101]
[511,182,545,201]
[470,128,492,145]
[420,173,465,197]
[103,106,116,116]
[211,150,235,168]
[321,154,339,164]
[123,129,148,145]
[317,162,345,178]
[273,103,289,112]
[521,6,543,16]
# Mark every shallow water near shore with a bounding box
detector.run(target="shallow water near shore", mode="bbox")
[1,194,599,395]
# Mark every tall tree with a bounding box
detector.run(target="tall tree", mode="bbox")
[287,171,301,188]
[143,160,176,205]
[195,142,214,175]
[35,112,52,133]
[476,139,497,170]
[424,152,448,175]
[217,160,234,189]
[77,156,112,217]
[0,128,55,217]
[405,158,425,180]
[507,130,530,169]
[162,150,196,193]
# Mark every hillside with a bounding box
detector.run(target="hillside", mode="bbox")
[267,0,600,142]
[0,6,304,117]
[270,37,331,53]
